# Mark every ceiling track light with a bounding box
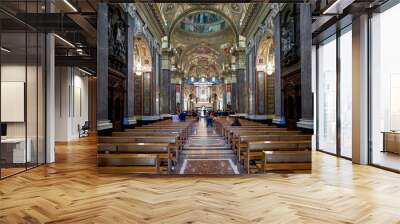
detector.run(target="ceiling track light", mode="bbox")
[78,67,93,76]
[63,0,78,12]
[1,47,11,53]
[322,0,355,15]
[54,34,75,48]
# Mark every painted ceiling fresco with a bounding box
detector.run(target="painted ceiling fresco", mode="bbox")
[179,12,226,34]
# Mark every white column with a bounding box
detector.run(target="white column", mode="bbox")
[46,32,55,163]
[352,14,369,164]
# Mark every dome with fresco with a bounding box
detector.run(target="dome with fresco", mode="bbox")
[179,12,226,34]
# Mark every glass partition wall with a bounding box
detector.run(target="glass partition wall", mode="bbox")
[370,3,400,171]
[316,25,353,159]
[317,35,337,155]
[0,1,46,179]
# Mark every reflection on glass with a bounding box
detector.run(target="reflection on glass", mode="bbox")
[0,1,47,178]
[371,4,400,171]
[318,36,337,154]
[1,32,28,177]
[340,29,352,158]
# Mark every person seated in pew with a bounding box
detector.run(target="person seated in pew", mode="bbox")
[178,112,187,122]
[206,112,214,127]
[231,118,241,126]
[192,110,199,122]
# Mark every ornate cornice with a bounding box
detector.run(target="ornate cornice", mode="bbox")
[148,3,166,36]
[241,4,273,38]
[133,3,165,42]
[240,4,256,35]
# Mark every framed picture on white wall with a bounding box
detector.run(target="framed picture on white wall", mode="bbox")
[1,81,25,122]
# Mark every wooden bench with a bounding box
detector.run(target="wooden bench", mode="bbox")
[97,143,170,174]
[242,140,311,173]
[225,127,284,141]
[98,136,180,172]
[259,150,311,172]
[229,130,303,145]
[113,132,179,137]
[234,134,311,162]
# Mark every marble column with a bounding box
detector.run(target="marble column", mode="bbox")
[160,69,171,115]
[236,49,247,115]
[96,3,112,133]
[231,82,238,113]
[297,3,314,129]
[170,81,177,113]
[180,81,184,112]
[154,52,160,117]
[223,82,227,111]
[248,46,257,118]
[352,14,369,165]
[160,49,171,115]
[151,45,160,119]
[125,15,136,127]
[273,12,285,125]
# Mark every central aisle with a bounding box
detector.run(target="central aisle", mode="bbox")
[179,118,239,174]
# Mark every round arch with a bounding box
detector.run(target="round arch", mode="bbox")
[168,8,239,47]
[133,33,153,75]
[256,35,274,74]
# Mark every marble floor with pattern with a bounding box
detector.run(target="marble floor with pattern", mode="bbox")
[179,118,239,174]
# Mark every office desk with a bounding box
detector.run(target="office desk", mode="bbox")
[1,138,31,163]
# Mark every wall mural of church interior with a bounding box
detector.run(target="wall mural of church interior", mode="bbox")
[94,2,314,175]
[3,1,400,222]
[9,0,397,177]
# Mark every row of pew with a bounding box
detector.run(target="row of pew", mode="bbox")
[215,117,312,173]
[97,119,195,173]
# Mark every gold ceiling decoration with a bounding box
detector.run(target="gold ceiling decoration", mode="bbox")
[138,3,275,80]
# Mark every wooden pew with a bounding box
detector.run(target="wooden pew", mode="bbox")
[242,140,311,173]
[224,127,284,141]
[97,143,170,174]
[113,132,179,137]
[98,136,180,172]
[259,150,311,172]
[228,130,302,146]
[234,134,311,162]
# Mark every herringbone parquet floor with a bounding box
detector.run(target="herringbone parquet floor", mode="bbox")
[1,136,400,224]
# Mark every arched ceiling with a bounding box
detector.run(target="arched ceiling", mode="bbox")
[159,3,251,79]
[159,3,249,32]
[257,37,274,66]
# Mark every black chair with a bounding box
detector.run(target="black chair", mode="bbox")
[79,121,90,138]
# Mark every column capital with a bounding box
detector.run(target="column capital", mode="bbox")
[235,48,246,70]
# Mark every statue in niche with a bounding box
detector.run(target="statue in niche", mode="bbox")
[108,5,128,72]
[280,4,299,67]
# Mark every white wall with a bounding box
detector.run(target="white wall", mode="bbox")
[1,63,46,164]
[55,67,89,141]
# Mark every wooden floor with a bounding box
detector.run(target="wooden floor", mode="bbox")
[1,136,400,223]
